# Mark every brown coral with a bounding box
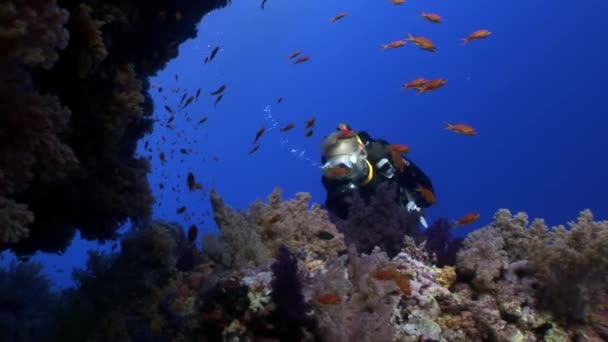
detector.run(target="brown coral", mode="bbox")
[0,0,70,69]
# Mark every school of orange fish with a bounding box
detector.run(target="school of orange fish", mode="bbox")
[146,1,492,231]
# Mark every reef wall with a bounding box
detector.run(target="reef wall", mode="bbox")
[0,0,229,255]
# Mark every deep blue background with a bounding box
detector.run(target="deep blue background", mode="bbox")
[3,0,607,289]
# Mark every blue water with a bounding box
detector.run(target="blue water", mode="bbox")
[3,0,608,289]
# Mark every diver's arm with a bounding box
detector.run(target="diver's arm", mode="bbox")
[399,156,435,208]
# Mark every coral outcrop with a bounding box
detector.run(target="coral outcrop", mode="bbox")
[0,0,230,255]
[39,188,607,341]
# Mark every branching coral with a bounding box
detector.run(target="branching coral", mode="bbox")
[330,182,423,257]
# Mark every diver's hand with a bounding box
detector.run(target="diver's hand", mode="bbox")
[406,201,428,229]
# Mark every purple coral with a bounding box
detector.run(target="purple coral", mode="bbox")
[424,218,463,267]
[330,182,423,257]
[270,245,317,341]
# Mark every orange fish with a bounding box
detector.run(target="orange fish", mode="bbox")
[330,12,346,23]
[455,212,480,226]
[391,151,406,172]
[268,214,282,224]
[187,224,198,242]
[416,186,437,204]
[406,33,436,52]
[187,172,203,191]
[394,274,412,296]
[389,144,410,154]
[391,0,405,4]
[381,40,406,49]
[370,268,397,281]
[305,117,316,128]
[444,122,476,136]
[417,78,446,93]
[288,50,302,60]
[315,293,341,305]
[463,29,491,44]
[279,122,295,132]
[402,78,427,90]
[293,56,310,64]
[421,12,442,23]
[336,130,357,139]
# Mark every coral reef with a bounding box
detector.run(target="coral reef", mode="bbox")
[0,0,230,255]
[0,260,61,341]
[46,187,607,341]
[329,182,423,258]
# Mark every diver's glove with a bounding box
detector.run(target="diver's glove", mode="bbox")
[403,190,428,229]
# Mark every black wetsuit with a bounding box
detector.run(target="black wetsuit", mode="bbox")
[321,131,435,219]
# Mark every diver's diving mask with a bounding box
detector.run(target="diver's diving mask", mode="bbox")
[322,143,369,182]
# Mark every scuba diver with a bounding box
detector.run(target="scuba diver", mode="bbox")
[320,123,435,228]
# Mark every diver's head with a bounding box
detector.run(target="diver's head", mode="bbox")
[320,128,369,183]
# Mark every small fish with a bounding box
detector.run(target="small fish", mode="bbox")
[211,84,226,96]
[277,97,283,104]
[180,93,187,105]
[305,129,313,137]
[455,212,480,226]
[421,12,442,23]
[206,46,220,63]
[159,152,166,162]
[176,206,186,214]
[111,243,118,251]
[195,88,201,99]
[315,293,341,305]
[164,105,174,114]
[394,274,412,296]
[389,144,410,153]
[261,0,267,10]
[305,117,316,128]
[179,148,189,154]
[268,214,281,223]
[330,12,346,23]
[406,33,436,52]
[183,96,195,108]
[336,130,357,139]
[402,77,427,90]
[381,40,406,49]
[462,29,491,44]
[187,172,203,191]
[288,50,302,60]
[417,78,446,93]
[279,122,295,132]
[214,94,223,107]
[416,186,437,204]
[174,74,179,81]
[198,116,208,124]
[370,268,397,281]
[248,145,260,155]
[293,56,310,64]
[390,0,405,4]
[316,230,335,240]
[444,122,476,136]
[391,150,406,172]
[187,224,198,242]
[253,126,266,144]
